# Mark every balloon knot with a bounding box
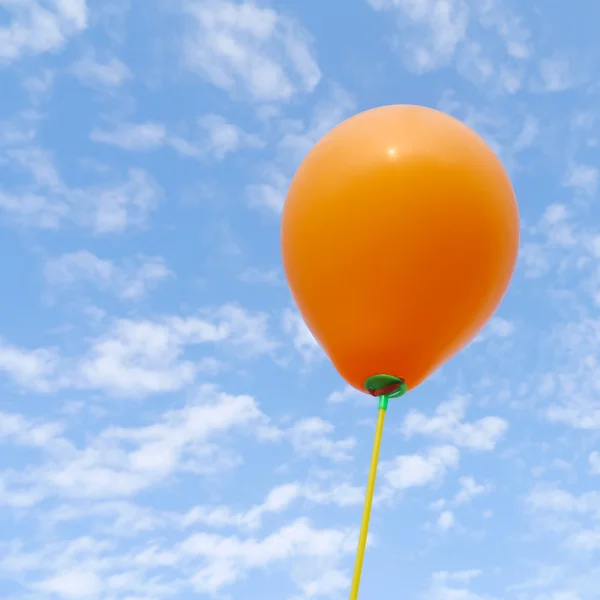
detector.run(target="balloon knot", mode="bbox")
[364,374,407,398]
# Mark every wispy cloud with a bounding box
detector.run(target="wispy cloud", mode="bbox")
[90,115,263,159]
[0,0,87,65]
[44,251,173,300]
[182,0,321,102]
[71,51,131,89]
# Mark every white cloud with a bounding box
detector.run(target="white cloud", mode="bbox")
[567,531,600,552]
[90,115,263,159]
[0,146,162,233]
[45,251,172,300]
[589,452,600,475]
[477,1,530,60]
[473,316,515,343]
[517,198,600,280]
[238,267,282,285]
[36,570,102,599]
[366,0,530,90]
[278,84,356,163]
[0,189,65,228]
[0,0,87,65]
[90,122,168,151]
[0,305,278,397]
[282,308,323,364]
[525,486,600,553]
[563,162,598,196]
[526,487,600,516]
[437,509,455,531]
[198,114,264,158]
[45,501,166,536]
[425,569,491,600]
[0,510,357,600]
[74,305,277,396]
[379,445,460,499]
[543,317,600,430]
[428,475,491,519]
[454,476,491,505]
[71,50,131,88]
[368,0,469,72]
[44,477,360,546]
[520,242,552,279]
[0,341,60,394]
[182,483,301,531]
[538,57,578,92]
[0,410,65,450]
[69,322,198,395]
[246,166,289,213]
[74,168,162,233]
[437,91,542,170]
[181,518,356,594]
[183,480,363,532]
[6,520,353,600]
[287,418,355,462]
[401,395,508,451]
[301,481,364,508]
[6,145,63,190]
[22,69,55,104]
[513,115,539,150]
[182,0,321,102]
[246,84,355,214]
[293,568,350,599]
[327,386,366,405]
[0,386,280,504]
[0,110,40,148]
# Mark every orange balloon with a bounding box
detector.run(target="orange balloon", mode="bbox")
[281,105,519,395]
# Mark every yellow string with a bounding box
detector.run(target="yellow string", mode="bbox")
[348,405,387,600]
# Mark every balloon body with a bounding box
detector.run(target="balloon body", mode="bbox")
[281,105,519,393]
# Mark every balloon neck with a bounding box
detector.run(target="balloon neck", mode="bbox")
[365,374,407,404]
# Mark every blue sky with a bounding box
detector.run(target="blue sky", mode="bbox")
[0,0,599,599]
